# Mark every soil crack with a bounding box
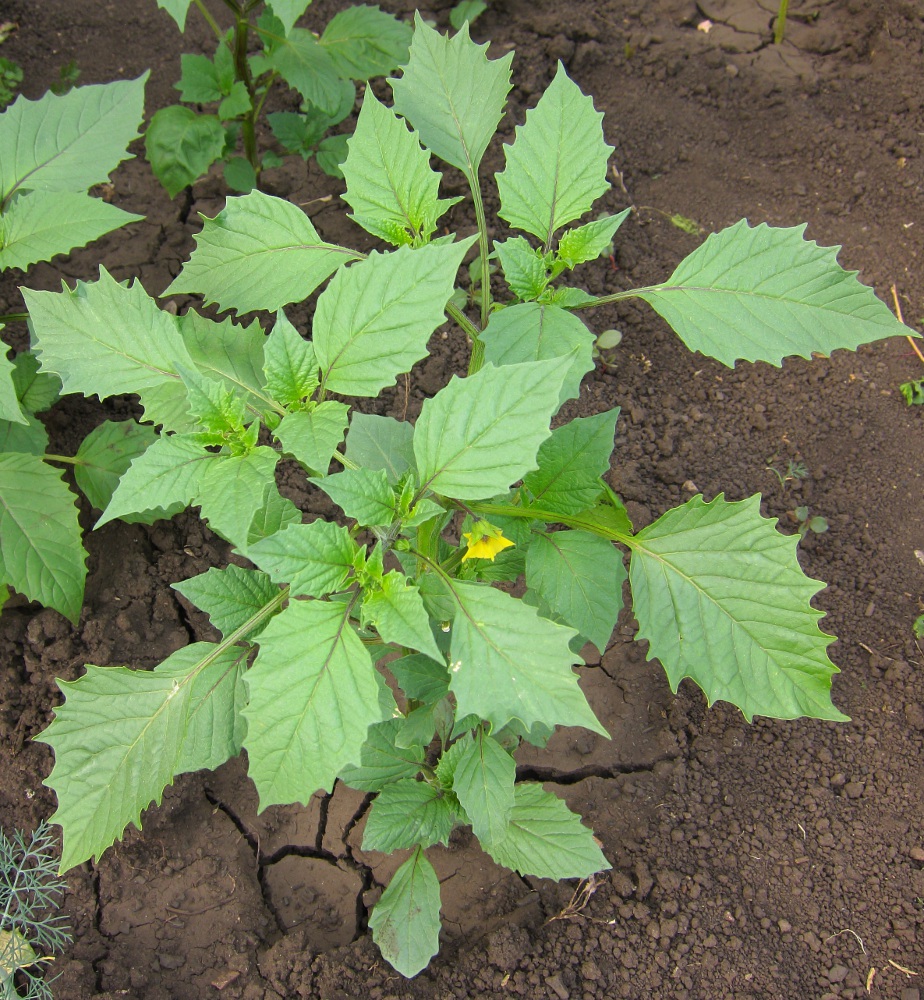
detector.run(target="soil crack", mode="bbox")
[516,752,679,785]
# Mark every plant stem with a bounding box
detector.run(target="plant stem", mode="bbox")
[468,169,491,369]
[445,300,483,373]
[465,500,635,546]
[231,7,260,175]
[193,0,224,41]
[42,454,83,467]
[0,312,28,324]
[568,284,664,311]
[774,0,789,44]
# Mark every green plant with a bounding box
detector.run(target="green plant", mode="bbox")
[767,457,808,489]
[148,0,412,194]
[0,59,22,111]
[49,62,80,98]
[0,76,147,621]
[1,822,72,1000]
[913,614,924,640]
[900,377,924,405]
[774,0,789,44]
[23,18,915,977]
[790,505,828,539]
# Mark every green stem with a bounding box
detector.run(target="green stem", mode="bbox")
[193,0,224,41]
[465,500,636,547]
[774,0,789,44]
[42,454,83,467]
[468,169,492,368]
[331,448,360,471]
[0,312,28,324]
[568,284,664,311]
[231,9,259,174]
[445,300,483,374]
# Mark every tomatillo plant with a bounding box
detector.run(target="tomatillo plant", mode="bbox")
[25,17,914,978]
[148,0,412,193]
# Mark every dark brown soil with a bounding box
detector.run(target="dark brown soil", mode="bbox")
[1,1,923,998]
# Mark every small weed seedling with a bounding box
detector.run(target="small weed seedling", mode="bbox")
[148,0,412,193]
[767,456,809,489]
[0,822,72,1000]
[21,18,916,977]
[0,76,147,621]
[790,505,828,540]
[900,377,924,405]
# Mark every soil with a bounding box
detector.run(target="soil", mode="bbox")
[1,0,923,998]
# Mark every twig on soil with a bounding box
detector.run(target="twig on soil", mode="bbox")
[825,927,867,955]
[888,959,919,976]
[866,967,876,992]
[544,874,600,926]
[890,284,924,365]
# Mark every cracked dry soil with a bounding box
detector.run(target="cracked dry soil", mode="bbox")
[1,0,923,998]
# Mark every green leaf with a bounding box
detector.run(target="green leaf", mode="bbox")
[494,237,550,301]
[369,846,441,978]
[635,221,914,367]
[97,434,217,527]
[11,350,60,414]
[315,240,472,397]
[448,580,605,735]
[629,493,847,721]
[218,81,252,120]
[0,347,24,424]
[177,310,272,418]
[388,653,450,702]
[178,366,248,442]
[390,14,513,177]
[450,0,488,29]
[0,452,86,622]
[261,22,348,116]
[266,0,312,35]
[73,419,158,511]
[451,729,514,847]
[166,189,362,314]
[263,310,319,406]
[557,210,631,269]
[274,401,349,473]
[316,134,350,179]
[481,302,595,405]
[248,519,357,597]
[145,106,225,198]
[338,718,426,791]
[247,486,302,546]
[243,599,382,807]
[497,63,611,244]
[363,571,443,661]
[156,0,193,30]
[320,6,413,79]
[363,778,456,853]
[526,530,625,655]
[485,783,609,879]
[0,190,141,271]
[414,358,569,500]
[268,110,323,157]
[523,409,619,516]
[345,412,415,481]
[0,413,47,454]
[196,447,280,550]
[38,641,245,870]
[314,467,394,526]
[223,156,257,193]
[176,51,230,103]
[173,564,279,640]
[342,92,456,246]
[0,75,147,201]
[25,269,194,431]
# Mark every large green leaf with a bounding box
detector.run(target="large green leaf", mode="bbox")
[314,240,471,397]
[362,778,456,852]
[493,237,550,301]
[260,19,347,116]
[0,191,141,272]
[73,419,158,512]
[0,75,147,202]
[320,6,412,79]
[274,402,349,473]
[369,846,441,978]
[0,345,25,424]
[634,221,913,367]
[0,413,47,454]
[414,358,569,500]
[342,92,456,246]
[265,0,312,35]
[481,302,595,404]
[173,564,279,640]
[263,310,319,407]
[362,570,443,661]
[629,493,847,721]
[247,519,357,597]
[38,642,244,870]
[145,106,225,199]
[0,453,86,622]
[25,270,193,431]
[447,580,605,735]
[345,412,415,481]
[497,63,611,245]
[338,717,426,791]
[196,447,280,550]
[450,729,514,847]
[526,529,625,655]
[243,599,382,807]
[97,434,217,527]
[166,190,362,314]
[486,783,609,879]
[315,467,395,526]
[390,14,513,177]
[523,409,619,516]
[10,350,61,415]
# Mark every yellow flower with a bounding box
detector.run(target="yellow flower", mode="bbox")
[461,520,515,561]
